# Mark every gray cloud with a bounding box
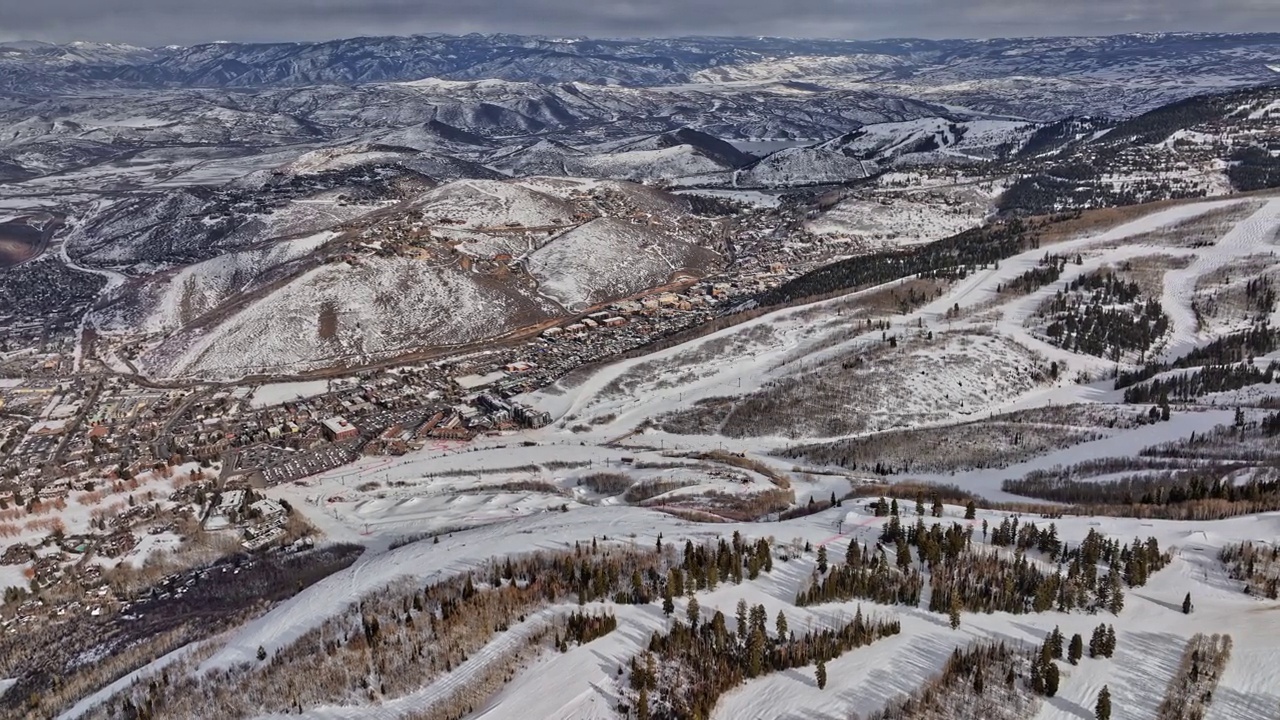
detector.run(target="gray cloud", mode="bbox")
[0,0,1276,46]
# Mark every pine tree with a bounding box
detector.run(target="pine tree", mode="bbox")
[1044,661,1060,697]
[662,584,675,616]
[932,495,943,518]
[1095,685,1112,720]
[256,646,267,662]
[1182,592,1193,614]
[1104,625,1116,658]
[1108,571,1125,615]
[915,492,925,516]
[890,498,899,516]
[747,627,765,677]
[637,687,650,720]
[1089,624,1105,658]
[1069,633,1083,665]
[965,501,976,520]
[686,597,700,629]
[1050,626,1064,659]
[816,659,828,690]
[949,594,961,630]
[817,545,828,574]
[736,599,748,641]
[775,610,789,640]
[973,666,985,695]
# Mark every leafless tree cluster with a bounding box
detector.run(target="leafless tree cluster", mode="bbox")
[689,451,792,489]
[663,330,1047,441]
[777,420,1102,475]
[578,471,633,495]
[1155,634,1232,720]
[624,478,698,504]
[6,544,362,719]
[1220,541,1280,598]
[664,488,795,522]
[400,625,549,720]
[859,641,1042,720]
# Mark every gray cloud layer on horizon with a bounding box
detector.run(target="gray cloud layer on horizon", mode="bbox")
[0,0,1277,46]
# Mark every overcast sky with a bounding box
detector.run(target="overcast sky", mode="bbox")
[1,0,1277,46]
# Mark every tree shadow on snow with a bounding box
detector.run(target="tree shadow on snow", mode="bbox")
[1112,631,1185,719]
[1046,694,1093,720]
[1212,685,1280,720]
[899,606,953,631]
[762,558,817,603]
[1132,591,1184,614]
[842,633,955,716]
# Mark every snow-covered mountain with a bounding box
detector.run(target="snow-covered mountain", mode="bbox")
[1,32,1276,119]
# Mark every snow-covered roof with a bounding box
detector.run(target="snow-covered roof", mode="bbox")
[321,416,357,435]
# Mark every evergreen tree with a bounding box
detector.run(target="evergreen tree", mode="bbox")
[257,646,267,662]
[1108,570,1125,615]
[637,687,650,720]
[747,628,765,677]
[1044,661,1060,697]
[949,594,962,630]
[736,599,748,641]
[1096,685,1112,720]
[932,495,944,518]
[817,545,828,574]
[973,666,985,695]
[686,597,700,629]
[965,501,976,520]
[1104,625,1117,658]
[915,491,925,516]
[1089,624,1106,658]
[775,610,789,640]
[1182,592,1193,614]
[816,659,828,690]
[1069,633,1083,665]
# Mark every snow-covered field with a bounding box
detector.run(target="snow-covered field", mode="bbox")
[248,380,335,409]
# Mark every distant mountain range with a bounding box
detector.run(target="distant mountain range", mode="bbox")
[1,32,1277,119]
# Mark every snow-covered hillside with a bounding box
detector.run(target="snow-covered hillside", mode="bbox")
[527,217,720,310]
[150,253,560,378]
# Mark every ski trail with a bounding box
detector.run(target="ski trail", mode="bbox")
[1159,198,1280,363]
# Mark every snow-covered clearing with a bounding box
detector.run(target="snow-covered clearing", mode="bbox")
[248,380,333,409]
